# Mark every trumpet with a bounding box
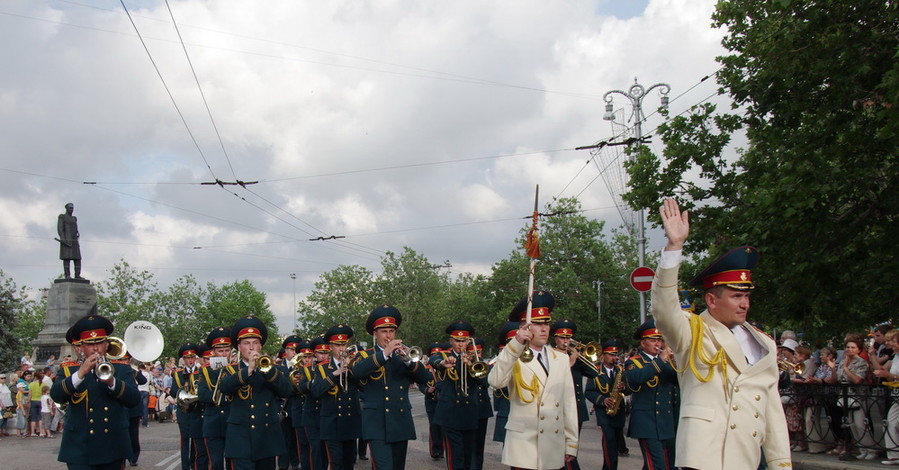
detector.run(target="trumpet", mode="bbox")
[778,359,805,375]
[96,336,127,381]
[396,344,423,363]
[256,354,273,373]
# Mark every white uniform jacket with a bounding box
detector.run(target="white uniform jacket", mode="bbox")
[652,264,792,470]
[487,339,578,470]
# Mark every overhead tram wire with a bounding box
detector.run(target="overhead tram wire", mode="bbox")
[163,0,238,180]
[118,0,218,182]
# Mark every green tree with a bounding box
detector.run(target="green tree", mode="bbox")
[624,0,899,337]
[205,280,280,354]
[297,264,376,343]
[0,271,26,370]
[489,198,640,344]
[96,260,159,334]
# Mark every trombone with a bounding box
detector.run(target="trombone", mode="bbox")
[565,339,602,374]
[462,338,488,397]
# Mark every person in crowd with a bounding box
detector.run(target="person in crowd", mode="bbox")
[826,335,871,460]
[15,381,28,437]
[195,326,233,470]
[652,198,791,470]
[778,339,803,451]
[352,305,431,470]
[311,324,362,470]
[550,318,600,470]
[870,325,894,371]
[21,351,34,370]
[780,331,797,346]
[487,292,579,470]
[171,343,206,470]
[873,329,899,465]
[51,313,141,468]
[420,342,446,459]
[0,373,13,436]
[219,315,294,469]
[28,370,43,437]
[585,339,628,470]
[432,320,485,470]
[39,384,54,438]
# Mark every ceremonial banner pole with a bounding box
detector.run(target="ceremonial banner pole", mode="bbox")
[520,185,540,363]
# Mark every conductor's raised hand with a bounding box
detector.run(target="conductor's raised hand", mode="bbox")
[515,324,534,345]
[659,198,689,251]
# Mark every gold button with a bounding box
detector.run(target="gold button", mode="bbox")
[339,413,342,416]
[104,429,109,433]
[89,419,94,424]
[251,405,255,409]
[103,418,108,422]
[384,386,389,390]
[540,429,544,433]
[89,408,94,412]
[251,415,255,419]
[265,403,270,406]
[734,387,739,392]
[540,416,545,420]
[103,407,109,411]
[385,409,389,413]
[89,430,94,434]
[385,397,389,401]
[730,424,736,429]
[251,425,255,429]
[754,395,761,401]
[732,405,738,411]
[399,386,404,390]
[754,412,760,418]
[752,431,758,437]
[555,403,559,407]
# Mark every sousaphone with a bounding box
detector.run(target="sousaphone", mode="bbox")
[123,320,165,363]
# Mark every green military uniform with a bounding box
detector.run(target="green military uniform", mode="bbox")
[624,320,677,470]
[218,316,294,470]
[584,340,628,470]
[310,324,361,470]
[195,327,232,470]
[171,343,208,470]
[352,305,431,470]
[51,314,140,470]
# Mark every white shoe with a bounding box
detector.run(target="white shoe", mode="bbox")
[881,459,899,465]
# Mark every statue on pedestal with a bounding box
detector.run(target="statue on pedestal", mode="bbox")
[57,202,82,279]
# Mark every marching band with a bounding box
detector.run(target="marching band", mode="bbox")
[51,301,654,470]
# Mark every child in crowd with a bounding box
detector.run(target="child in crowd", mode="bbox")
[39,384,54,438]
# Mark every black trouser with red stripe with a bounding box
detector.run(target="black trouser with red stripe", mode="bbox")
[636,437,675,470]
[442,427,475,470]
[599,422,624,470]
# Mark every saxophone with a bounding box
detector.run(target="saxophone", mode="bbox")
[606,365,625,416]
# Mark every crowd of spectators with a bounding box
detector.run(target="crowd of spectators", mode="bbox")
[777,325,899,465]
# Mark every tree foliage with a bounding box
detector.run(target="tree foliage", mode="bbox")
[624,0,899,338]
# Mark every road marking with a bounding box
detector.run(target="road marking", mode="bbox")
[156,451,179,467]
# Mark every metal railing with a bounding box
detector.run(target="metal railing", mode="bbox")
[780,383,899,453]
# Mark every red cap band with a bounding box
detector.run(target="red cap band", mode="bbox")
[314,344,331,352]
[237,327,262,341]
[79,329,107,342]
[603,346,620,354]
[449,330,471,339]
[554,328,573,337]
[284,342,299,349]
[329,334,349,344]
[516,307,551,323]
[373,317,398,329]
[641,328,662,339]
[702,269,753,290]
[211,337,231,347]
[202,350,214,358]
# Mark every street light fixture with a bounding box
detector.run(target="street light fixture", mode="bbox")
[603,78,670,324]
[290,273,297,331]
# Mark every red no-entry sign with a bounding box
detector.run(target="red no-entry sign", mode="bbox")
[630,266,655,292]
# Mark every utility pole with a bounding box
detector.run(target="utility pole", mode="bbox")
[603,78,670,324]
[593,280,603,343]
[290,273,297,331]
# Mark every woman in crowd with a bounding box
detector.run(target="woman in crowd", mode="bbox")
[0,373,13,436]
[826,335,872,460]
[874,330,899,465]
[804,346,838,454]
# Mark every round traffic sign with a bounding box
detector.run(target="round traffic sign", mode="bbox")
[630,266,655,292]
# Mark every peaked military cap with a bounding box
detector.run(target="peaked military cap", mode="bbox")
[634,318,663,340]
[206,327,232,349]
[427,342,443,355]
[282,335,303,350]
[277,347,287,360]
[231,315,268,345]
[509,290,555,323]
[65,325,80,345]
[497,321,519,348]
[178,343,200,358]
[296,339,313,356]
[690,246,759,291]
[310,335,330,353]
[325,324,354,344]
[602,339,623,354]
[550,318,577,337]
[197,344,213,358]
[71,314,114,344]
[366,305,402,334]
[445,320,475,340]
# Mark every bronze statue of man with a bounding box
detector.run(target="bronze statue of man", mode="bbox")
[58,203,82,279]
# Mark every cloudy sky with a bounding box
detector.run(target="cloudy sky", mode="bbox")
[1,0,729,332]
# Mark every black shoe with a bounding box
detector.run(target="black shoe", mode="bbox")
[358,456,368,461]
[839,452,857,461]
[129,461,138,467]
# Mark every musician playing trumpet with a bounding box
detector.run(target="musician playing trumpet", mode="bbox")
[311,324,361,470]
[195,327,233,470]
[352,306,431,470]
[551,319,599,470]
[218,315,293,470]
[51,313,140,470]
[171,343,207,470]
[585,340,629,470]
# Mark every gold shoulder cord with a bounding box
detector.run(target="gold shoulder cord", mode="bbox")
[512,361,540,404]
[671,315,730,387]
[595,376,609,394]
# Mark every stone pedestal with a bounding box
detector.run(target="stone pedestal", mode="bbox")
[33,279,97,363]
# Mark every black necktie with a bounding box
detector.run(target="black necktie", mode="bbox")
[538,352,548,374]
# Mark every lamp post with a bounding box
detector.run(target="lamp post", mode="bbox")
[290,273,297,332]
[593,280,603,343]
[603,78,670,324]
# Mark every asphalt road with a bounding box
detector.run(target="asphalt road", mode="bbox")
[0,390,650,470]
